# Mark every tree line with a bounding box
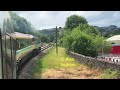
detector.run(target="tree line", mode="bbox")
[60,14,111,57]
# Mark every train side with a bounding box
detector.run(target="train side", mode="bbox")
[14,32,41,71]
[0,11,41,79]
[0,11,16,79]
[16,44,41,62]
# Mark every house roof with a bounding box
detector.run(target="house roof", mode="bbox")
[107,35,120,41]
[106,35,120,45]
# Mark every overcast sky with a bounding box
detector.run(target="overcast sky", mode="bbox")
[15,11,120,30]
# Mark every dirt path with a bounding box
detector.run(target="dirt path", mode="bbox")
[38,65,101,79]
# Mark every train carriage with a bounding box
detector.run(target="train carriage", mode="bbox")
[14,32,41,71]
[0,11,16,79]
[0,11,42,79]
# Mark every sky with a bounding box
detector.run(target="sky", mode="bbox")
[15,11,120,30]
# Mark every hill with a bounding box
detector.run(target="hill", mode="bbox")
[94,25,120,37]
[39,28,56,35]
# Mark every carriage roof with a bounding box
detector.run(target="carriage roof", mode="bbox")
[14,32,34,39]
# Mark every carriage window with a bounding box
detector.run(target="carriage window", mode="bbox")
[16,40,20,50]
[17,39,32,50]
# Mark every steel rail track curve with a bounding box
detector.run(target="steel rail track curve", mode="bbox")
[17,44,53,79]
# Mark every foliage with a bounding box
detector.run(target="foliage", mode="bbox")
[61,24,105,57]
[10,12,35,34]
[75,24,100,36]
[40,34,50,43]
[48,34,55,42]
[61,14,113,57]
[33,47,80,78]
[100,69,120,79]
[40,29,56,35]
[65,14,88,30]
[95,25,120,38]
[62,28,98,57]
[103,41,112,53]
[39,29,56,42]
[9,11,43,49]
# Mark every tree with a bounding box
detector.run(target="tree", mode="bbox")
[62,28,97,57]
[48,34,54,42]
[40,35,50,43]
[9,11,42,40]
[75,24,100,36]
[65,14,87,30]
[61,25,109,57]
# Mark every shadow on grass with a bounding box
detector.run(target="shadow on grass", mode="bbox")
[32,47,54,79]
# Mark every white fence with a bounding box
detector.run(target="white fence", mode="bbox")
[97,54,120,65]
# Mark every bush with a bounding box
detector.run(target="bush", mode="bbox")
[101,69,120,79]
[75,24,100,36]
[62,28,98,57]
[61,15,112,57]
[103,41,112,54]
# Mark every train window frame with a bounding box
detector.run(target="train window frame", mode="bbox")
[4,33,8,78]
[0,28,3,79]
[1,33,7,79]
[13,39,16,79]
[5,33,14,78]
[6,33,15,78]
[6,33,12,62]
[10,36,14,77]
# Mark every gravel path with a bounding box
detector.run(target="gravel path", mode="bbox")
[18,47,52,79]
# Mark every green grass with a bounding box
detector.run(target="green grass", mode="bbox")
[33,46,80,78]
[40,47,79,70]
[33,46,120,79]
[100,69,120,79]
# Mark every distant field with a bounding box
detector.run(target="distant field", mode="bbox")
[33,47,120,79]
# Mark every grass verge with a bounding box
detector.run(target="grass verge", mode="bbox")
[33,46,120,79]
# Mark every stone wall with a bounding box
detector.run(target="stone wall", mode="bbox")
[68,51,120,71]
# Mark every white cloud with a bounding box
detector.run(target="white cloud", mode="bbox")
[15,11,120,30]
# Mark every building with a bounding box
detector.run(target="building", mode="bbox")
[106,35,120,54]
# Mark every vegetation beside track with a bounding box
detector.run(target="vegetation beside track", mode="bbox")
[33,47,120,79]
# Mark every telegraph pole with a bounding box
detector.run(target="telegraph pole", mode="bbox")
[56,26,58,54]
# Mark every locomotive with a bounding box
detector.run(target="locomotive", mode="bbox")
[0,11,41,79]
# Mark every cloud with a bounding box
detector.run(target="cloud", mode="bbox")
[15,11,120,30]
[89,11,120,27]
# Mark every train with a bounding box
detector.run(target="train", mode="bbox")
[0,11,41,79]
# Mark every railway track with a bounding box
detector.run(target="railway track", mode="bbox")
[17,44,53,78]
